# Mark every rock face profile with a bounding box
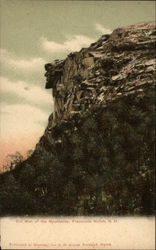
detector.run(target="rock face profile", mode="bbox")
[44,22,155,129]
[0,22,155,216]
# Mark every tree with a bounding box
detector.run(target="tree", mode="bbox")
[3,151,24,172]
[26,149,34,158]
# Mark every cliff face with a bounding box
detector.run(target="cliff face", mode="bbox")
[44,22,155,130]
[0,22,155,216]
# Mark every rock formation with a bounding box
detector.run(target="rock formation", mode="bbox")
[0,22,155,216]
[44,22,155,129]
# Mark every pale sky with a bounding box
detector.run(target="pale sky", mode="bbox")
[0,0,155,168]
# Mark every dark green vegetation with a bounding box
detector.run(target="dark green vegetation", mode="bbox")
[0,87,155,216]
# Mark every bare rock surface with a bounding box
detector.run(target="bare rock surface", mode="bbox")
[44,22,155,131]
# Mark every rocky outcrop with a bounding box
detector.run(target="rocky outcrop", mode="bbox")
[0,22,155,216]
[44,22,155,131]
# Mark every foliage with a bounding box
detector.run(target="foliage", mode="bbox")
[3,151,24,172]
[0,90,155,216]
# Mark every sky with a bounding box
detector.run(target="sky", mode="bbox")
[0,0,155,169]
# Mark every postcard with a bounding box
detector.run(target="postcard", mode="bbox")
[0,1,155,249]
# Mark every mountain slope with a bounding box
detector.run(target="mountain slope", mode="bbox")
[0,22,155,216]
